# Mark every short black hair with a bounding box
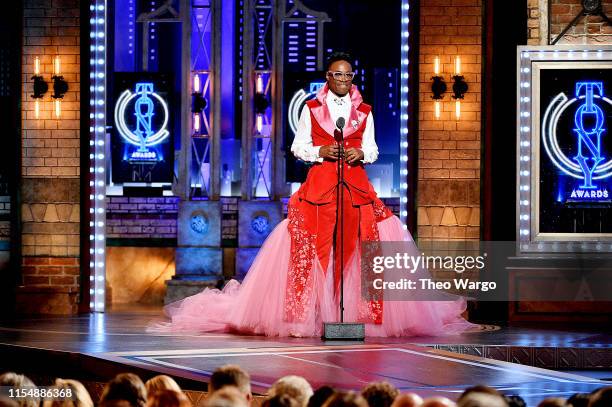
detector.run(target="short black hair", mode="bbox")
[99,373,147,407]
[326,51,353,71]
[210,364,251,395]
[308,386,335,407]
[505,394,527,407]
[590,387,612,407]
[566,393,589,407]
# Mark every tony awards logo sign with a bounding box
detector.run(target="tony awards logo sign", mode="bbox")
[542,81,611,201]
[114,82,170,162]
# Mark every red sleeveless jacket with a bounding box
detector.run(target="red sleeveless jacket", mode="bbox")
[296,85,375,206]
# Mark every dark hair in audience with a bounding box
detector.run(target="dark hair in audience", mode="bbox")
[146,390,191,407]
[210,365,251,396]
[322,391,368,407]
[263,394,300,407]
[537,398,566,407]
[566,393,590,407]
[326,52,353,71]
[589,386,612,407]
[99,373,147,407]
[308,386,335,407]
[361,382,399,407]
[504,395,526,407]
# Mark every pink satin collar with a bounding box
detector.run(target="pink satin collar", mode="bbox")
[311,84,368,139]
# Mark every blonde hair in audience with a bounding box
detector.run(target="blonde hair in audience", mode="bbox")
[42,379,94,407]
[145,375,182,394]
[0,372,39,407]
[146,390,191,407]
[268,376,313,407]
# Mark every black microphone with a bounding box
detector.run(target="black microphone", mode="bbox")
[334,117,345,144]
[336,117,345,130]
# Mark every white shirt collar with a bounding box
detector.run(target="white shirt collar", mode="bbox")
[326,91,350,106]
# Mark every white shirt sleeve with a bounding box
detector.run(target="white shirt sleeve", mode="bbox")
[361,112,378,164]
[291,106,323,163]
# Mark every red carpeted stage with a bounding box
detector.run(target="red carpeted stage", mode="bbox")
[0,306,610,406]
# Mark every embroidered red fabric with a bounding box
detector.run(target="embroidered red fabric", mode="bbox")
[284,206,317,322]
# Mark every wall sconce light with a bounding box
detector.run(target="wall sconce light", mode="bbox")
[451,56,468,120]
[254,74,270,134]
[431,56,446,120]
[191,73,207,133]
[51,56,68,118]
[31,57,48,119]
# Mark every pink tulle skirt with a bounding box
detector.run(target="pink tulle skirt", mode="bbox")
[151,216,474,337]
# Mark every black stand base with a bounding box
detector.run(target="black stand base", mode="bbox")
[322,322,365,340]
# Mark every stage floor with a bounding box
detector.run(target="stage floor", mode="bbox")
[0,306,610,406]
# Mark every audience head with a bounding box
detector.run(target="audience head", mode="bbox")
[391,393,423,407]
[457,393,506,407]
[205,386,248,407]
[536,398,566,407]
[264,394,301,407]
[420,397,456,407]
[42,378,94,407]
[566,393,590,407]
[269,376,313,407]
[0,396,19,407]
[589,386,612,407]
[457,386,506,407]
[15,364,612,407]
[0,372,39,407]
[308,386,336,407]
[322,391,368,407]
[361,381,399,407]
[99,373,147,407]
[458,386,501,400]
[97,401,133,407]
[146,390,191,407]
[145,375,182,394]
[210,365,252,404]
[504,395,526,407]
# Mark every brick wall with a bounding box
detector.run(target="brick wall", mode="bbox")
[107,197,179,239]
[106,197,242,242]
[222,197,238,244]
[551,0,612,43]
[417,0,482,241]
[529,0,612,44]
[0,196,10,246]
[19,0,81,314]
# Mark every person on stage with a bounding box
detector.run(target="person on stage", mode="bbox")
[155,52,473,337]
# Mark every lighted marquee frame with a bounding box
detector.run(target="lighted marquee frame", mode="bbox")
[399,0,410,228]
[88,0,411,311]
[89,0,107,312]
[516,45,612,254]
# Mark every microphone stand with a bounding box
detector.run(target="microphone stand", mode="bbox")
[336,127,345,323]
[322,117,365,341]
